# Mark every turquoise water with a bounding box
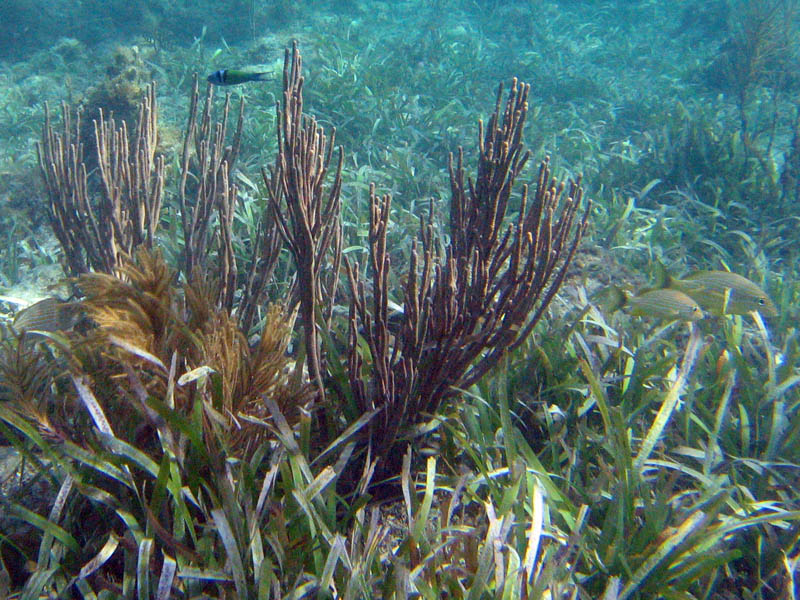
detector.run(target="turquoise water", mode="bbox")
[0,0,797,301]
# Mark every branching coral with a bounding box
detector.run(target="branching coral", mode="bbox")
[263,41,343,404]
[37,84,164,276]
[345,79,590,461]
[35,41,590,475]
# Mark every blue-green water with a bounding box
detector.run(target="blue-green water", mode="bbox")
[0,0,797,306]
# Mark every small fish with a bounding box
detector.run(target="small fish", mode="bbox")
[655,263,777,317]
[603,287,704,322]
[13,298,82,334]
[207,69,271,86]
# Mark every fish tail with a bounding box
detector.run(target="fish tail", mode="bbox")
[608,286,628,312]
[653,260,672,289]
[595,286,627,313]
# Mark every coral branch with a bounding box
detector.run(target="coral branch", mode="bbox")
[263,41,343,402]
[347,79,591,459]
[37,83,164,276]
[178,76,243,288]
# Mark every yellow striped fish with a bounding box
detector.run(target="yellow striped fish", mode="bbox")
[604,287,704,322]
[656,263,777,317]
[12,298,82,333]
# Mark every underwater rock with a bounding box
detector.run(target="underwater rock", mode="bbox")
[84,45,154,125]
[79,44,156,163]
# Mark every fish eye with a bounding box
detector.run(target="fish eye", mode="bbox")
[758,298,766,305]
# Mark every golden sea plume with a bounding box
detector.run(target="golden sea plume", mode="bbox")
[76,248,312,456]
